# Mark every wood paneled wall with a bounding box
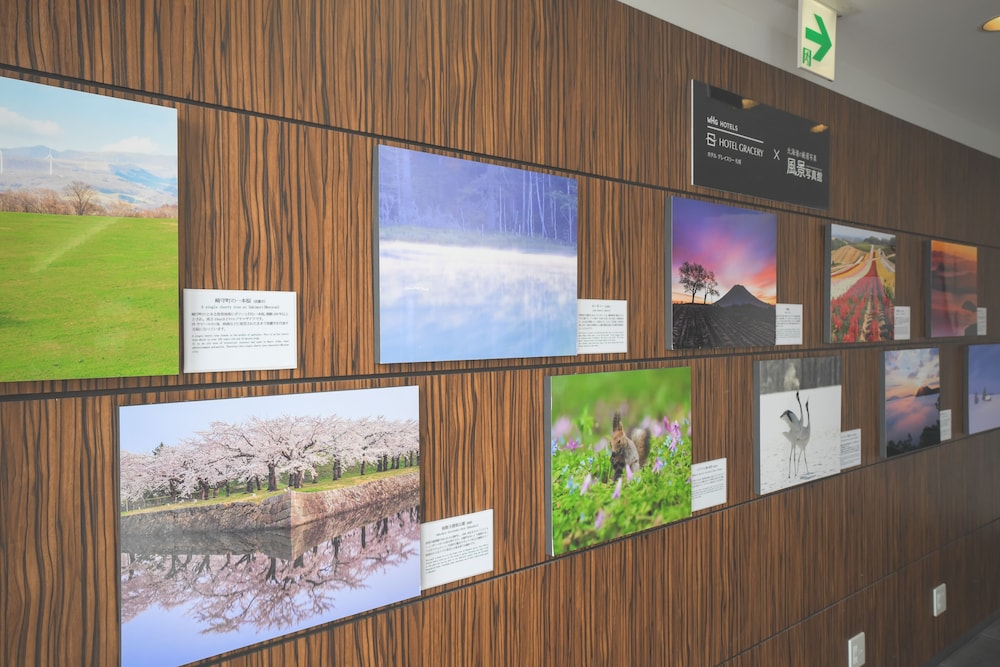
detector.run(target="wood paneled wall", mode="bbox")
[2,1,999,665]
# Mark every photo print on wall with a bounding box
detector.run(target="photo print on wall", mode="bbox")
[826,223,896,342]
[754,356,842,495]
[927,239,977,338]
[0,75,179,382]
[881,347,941,457]
[545,366,693,556]
[966,343,1000,434]
[118,386,421,667]
[374,145,578,363]
[667,196,777,349]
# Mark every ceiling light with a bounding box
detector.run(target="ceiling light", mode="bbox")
[982,15,1000,31]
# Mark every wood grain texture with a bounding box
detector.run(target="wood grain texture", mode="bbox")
[1,0,999,665]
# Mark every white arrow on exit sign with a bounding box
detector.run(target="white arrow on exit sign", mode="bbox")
[797,0,837,81]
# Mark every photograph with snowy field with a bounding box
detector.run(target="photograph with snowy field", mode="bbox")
[827,223,896,343]
[667,196,777,349]
[118,386,420,667]
[966,344,1000,435]
[545,366,692,556]
[375,145,578,364]
[755,356,842,495]
[0,75,179,382]
[882,347,941,457]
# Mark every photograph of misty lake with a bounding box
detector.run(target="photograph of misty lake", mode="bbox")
[118,387,421,667]
[376,145,578,363]
[883,348,941,456]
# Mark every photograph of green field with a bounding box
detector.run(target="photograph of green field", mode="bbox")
[546,366,692,556]
[0,75,178,382]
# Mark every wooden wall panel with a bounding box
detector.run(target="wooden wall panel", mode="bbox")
[180,108,377,378]
[1,0,999,666]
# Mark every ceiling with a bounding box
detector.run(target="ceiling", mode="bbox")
[619,0,1000,158]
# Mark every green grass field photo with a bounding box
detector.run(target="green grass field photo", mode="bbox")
[0,211,178,381]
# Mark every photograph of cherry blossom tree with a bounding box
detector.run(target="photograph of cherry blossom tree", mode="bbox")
[118,386,420,667]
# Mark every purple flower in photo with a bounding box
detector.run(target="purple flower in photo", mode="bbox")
[595,510,606,529]
[668,437,678,456]
[552,416,573,439]
[668,419,682,440]
[581,473,593,495]
[565,438,582,452]
[625,463,634,483]
[612,477,622,500]
[652,458,665,474]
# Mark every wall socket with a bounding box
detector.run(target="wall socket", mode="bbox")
[847,631,866,667]
[933,583,947,617]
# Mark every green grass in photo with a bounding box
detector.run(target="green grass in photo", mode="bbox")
[0,211,178,381]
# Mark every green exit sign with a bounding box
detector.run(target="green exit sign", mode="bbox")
[798,0,837,80]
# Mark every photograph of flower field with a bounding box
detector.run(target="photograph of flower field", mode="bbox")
[118,386,420,667]
[546,367,692,556]
[668,197,777,349]
[755,357,842,495]
[929,240,977,338]
[0,75,179,382]
[828,224,896,342]
[376,145,578,364]
[883,348,940,457]
[966,344,1000,434]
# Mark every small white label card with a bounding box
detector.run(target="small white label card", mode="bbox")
[894,306,911,341]
[183,288,297,373]
[940,409,952,441]
[978,308,987,336]
[577,299,628,354]
[691,458,727,512]
[775,303,803,346]
[420,509,494,590]
[840,428,862,469]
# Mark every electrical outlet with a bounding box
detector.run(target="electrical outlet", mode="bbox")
[933,583,947,617]
[847,631,866,667]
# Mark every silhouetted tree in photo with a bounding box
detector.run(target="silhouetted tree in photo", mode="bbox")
[679,261,712,303]
[63,180,98,216]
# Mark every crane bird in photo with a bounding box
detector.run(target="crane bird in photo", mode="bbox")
[781,391,811,478]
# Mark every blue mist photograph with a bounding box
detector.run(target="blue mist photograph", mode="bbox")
[375,145,579,363]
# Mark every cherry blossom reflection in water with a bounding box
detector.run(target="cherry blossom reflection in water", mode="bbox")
[120,506,420,667]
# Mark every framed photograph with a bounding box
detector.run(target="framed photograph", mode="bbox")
[966,343,1000,434]
[927,239,977,338]
[826,224,896,342]
[667,196,777,349]
[545,366,692,556]
[882,347,941,457]
[754,356,842,494]
[374,145,578,363]
[118,386,420,667]
[0,75,179,382]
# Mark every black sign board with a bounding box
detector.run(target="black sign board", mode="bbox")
[691,80,830,210]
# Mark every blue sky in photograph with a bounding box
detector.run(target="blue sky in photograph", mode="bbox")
[830,223,895,245]
[968,344,1000,392]
[0,75,177,155]
[119,386,419,454]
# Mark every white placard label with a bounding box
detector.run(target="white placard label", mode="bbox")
[840,428,862,469]
[420,509,494,590]
[183,288,297,373]
[775,303,803,346]
[978,308,987,336]
[940,409,952,441]
[576,299,628,354]
[691,459,727,511]
[894,306,911,341]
